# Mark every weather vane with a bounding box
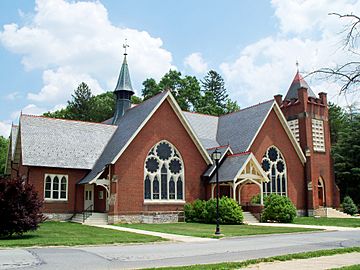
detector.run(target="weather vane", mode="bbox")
[123,38,129,55]
[296,60,299,72]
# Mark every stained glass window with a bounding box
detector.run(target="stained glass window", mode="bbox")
[262,146,287,196]
[144,141,184,201]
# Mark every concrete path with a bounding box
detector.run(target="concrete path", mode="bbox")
[242,252,360,270]
[248,222,360,231]
[1,230,359,269]
[90,224,218,242]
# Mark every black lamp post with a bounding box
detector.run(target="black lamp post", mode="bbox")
[212,149,221,235]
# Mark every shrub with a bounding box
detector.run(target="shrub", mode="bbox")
[250,194,268,205]
[185,197,243,224]
[342,196,358,215]
[0,177,44,238]
[261,194,296,223]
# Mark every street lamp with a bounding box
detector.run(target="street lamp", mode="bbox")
[212,149,221,235]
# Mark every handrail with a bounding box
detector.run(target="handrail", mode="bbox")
[83,204,93,222]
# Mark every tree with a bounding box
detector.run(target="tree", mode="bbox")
[198,70,239,115]
[141,70,201,111]
[44,82,143,123]
[332,113,360,205]
[0,136,9,175]
[328,103,348,144]
[309,13,360,95]
[0,177,44,238]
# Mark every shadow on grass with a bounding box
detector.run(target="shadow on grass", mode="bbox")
[0,234,38,240]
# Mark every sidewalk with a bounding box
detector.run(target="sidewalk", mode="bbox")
[241,252,360,270]
[247,222,360,231]
[89,224,218,242]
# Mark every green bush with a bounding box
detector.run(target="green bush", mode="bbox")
[342,196,358,215]
[184,197,243,224]
[250,194,268,204]
[261,194,297,223]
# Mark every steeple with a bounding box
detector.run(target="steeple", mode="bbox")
[112,40,135,125]
[284,65,317,101]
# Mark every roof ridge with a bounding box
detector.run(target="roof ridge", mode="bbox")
[220,99,274,118]
[228,151,252,157]
[206,145,229,150]
[124,90,168,114]
[21,114,116,126]
[182,110,219,118]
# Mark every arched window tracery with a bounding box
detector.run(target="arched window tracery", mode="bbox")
[261,146,287,196]
[144,141,185,201]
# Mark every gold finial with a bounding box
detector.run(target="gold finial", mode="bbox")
[123,38,129,55]
[296,60,299,72]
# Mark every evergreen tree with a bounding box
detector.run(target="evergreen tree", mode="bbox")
[67,82,93,121]
[0,136,9,175]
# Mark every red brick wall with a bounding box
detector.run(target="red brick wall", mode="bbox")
[240,184,260,204]
[111,99,208,215]
[250,109,306,209]
[281,90,340,209]
[25,166,88,213]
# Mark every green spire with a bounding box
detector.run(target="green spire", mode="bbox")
[114,54,134,93]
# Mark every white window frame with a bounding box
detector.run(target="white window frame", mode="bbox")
[144,140,185,203]
[312,119,325,152]
[44,174,68,201]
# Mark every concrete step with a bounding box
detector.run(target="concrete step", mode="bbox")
[70,213,108,225]
[314,207,354,218]
[243,211,259,223]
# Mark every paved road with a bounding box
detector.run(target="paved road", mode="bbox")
[1,231,360,270]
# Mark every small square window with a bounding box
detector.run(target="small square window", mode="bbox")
[99,191,104,200]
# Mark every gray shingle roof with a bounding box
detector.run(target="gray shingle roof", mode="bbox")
[216,100,274,153]
[79,91,168,184]
[209,153,250,183]
[183,112,219,149]
[284,71,316,100]
[203,146,232,177]
[20,115,117,169]
[11,125,18,160]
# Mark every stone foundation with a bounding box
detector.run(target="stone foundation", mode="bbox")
[44,213,73,221]
[296,209,307,216]
[108,211,184,224]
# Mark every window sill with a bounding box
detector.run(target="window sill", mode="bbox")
[44,199,68,203]
[144,200,186,205]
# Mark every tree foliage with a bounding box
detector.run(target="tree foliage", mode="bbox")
[331,108,360,205]
[0,177,44,238]
[342,195,358,215]
[44,82,142,122]
[0,136,9,175]
[142,69,239,115]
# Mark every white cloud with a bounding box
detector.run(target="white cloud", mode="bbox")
[184,53,208,74]
[4,92,22,100]
[27,67,103,103]
[0,0,175,107]
[220,0,360,107]
[0,121,12,137]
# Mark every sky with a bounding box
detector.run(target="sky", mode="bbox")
[0,0,359,137]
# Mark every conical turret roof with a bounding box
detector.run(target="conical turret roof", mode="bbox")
[114,54,134,93]
[284,71,316,100]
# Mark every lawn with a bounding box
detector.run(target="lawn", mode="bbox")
[117,222,319,238]
[144,247,360,270]
[294,217,360,227]
[0,221,163,247]
[332,265,360,270]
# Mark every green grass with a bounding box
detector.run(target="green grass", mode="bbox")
[144,247,360,270]
[117,222,319,238]
[0,221,163,247]
[294,217,360,227]
[331,265,360,270]
[332,264,360,270]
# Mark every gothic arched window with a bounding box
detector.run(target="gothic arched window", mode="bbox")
[261,146,287,196]
[144,141,185,201]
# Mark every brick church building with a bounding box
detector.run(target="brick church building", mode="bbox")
[5,52,340,223]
